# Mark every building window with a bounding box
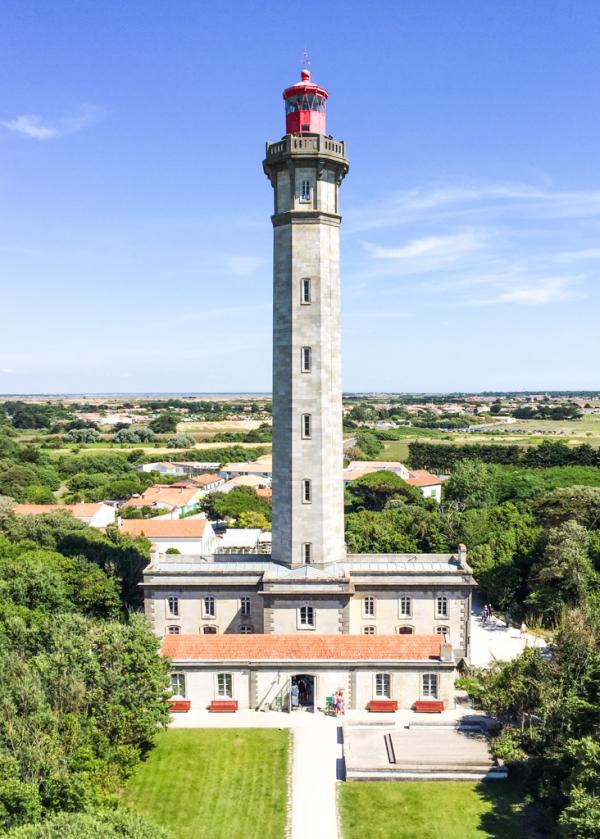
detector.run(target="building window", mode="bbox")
[435,626,449,639]
[167,596,179,617]
[436,596,448,618]
[202,625,218,634]
[171,673,186,698]
[396,626,414,635]
[399,596,412,617]
[217,673,233,698]
[302,478,312,503]
[363,596,375,617]
[363,626,376,635]
[301,278,311,304]
[422,674,438,699]
[299,605,315,628]
[375,673,391,699]
[301,413,312,439]
[300,179,311,201]
[240,625,253,634]
[203,596,215,619]
[302,543,312,564]
[167,625,180,635]
[301,346,312,372]
[240,596,251,616]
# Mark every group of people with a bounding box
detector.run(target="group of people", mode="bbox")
[332,689,345,717]
[481,603,495,624]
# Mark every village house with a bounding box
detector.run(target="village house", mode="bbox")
[342,461,443,503]
[123,484,203,518]
[119,518,217,555]
[219,460,272,480]
[12,502,116,528]
[134,462,188,476]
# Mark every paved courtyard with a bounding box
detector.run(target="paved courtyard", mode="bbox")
[469,600,546,667]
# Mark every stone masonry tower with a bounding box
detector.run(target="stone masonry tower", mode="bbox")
[263,69,349,567]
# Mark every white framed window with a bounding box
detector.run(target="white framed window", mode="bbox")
[203,596,215,619]
[171,673,186,698]
[301,346,312,372]
[167,596,179,617]
[302,543,312,564]
[301,278,311,304]
[301,413,312,439]
[396,626,414,635]
[298,605,315,628]
[300,179,311,202]
[435,626,449,639]
[422,673,438,699]
[240,625,253,634]
[240,596,251,616]
[375,673,391,699]
[363,625,376,635]
[217,673,233,698]
[167,625,180,635]
[363,596,375,617]
[302,478,312,503]
[399,596,412,617]
[436,596,448,618]
[202,625,217,634]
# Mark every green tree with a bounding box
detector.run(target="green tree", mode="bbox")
[347,471,422,512]
[149,414,178,434]
[526,521,596,622]
[236,511,271,531]
[5,807,171,838]
[63,429,101,444]
[443,460,497,508]
[165,434,195,449]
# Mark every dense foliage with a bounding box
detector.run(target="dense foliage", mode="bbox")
[0,509,170,834]
[201,486,272,524]
[409,440,600,472]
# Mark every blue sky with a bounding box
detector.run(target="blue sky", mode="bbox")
[1,0,599,394]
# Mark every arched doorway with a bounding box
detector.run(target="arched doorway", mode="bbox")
[290,674,315,712]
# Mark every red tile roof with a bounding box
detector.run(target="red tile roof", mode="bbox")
[120,519,208,538]
[406,472,442,488]
[161,634,442,662]
[13,502,105,517]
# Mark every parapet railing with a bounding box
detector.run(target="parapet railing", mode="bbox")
[266,134,346,159]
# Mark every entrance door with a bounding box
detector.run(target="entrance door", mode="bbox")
[289,674,315,712]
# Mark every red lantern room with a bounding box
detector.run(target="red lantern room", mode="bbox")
[283,69,328,135]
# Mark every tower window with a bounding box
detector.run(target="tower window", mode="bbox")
[302,543,312,564]
[301,414,312,439]
[302,479,312,503]
[167,596,179,617]
[301,278,311,304]
[301,346,312,372]
[300,180,311,201]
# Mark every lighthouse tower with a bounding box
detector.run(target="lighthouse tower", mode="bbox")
[263,69,349,567]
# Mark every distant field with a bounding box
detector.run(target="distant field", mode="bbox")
[123,729,289,839]
[177,419,263,432]
[338,779,549,839]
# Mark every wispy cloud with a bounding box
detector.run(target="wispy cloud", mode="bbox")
[363,231,484,268]
[465,277,580,307]
[1,104,104,140]
[224,254,266,277]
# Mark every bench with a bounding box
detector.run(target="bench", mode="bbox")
[414,700,444,713]
[209,699,238,713]
[367,699,398,713]
[167,699,191,713]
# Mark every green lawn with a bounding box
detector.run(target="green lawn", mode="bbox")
[123,729,289,839]
[339,780,550,839]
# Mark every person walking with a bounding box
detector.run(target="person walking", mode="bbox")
[520,621,527,638]
[337,689,345,717]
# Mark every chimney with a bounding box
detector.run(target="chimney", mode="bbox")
[117,515,123,529]
[440,642,453,662]
[149,543,159,566]
[457,543,467,567]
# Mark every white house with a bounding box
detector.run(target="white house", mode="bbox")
[135,462,188,476]
[123,484,204,518]
[12,502,116,529]
[219,460,272,480]
[119,518,217,554]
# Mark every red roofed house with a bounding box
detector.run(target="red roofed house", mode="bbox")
[12,502,115,529]
[161,633,455,711]
[119,518,216,555]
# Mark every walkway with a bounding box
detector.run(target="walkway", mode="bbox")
[470,602,546,667]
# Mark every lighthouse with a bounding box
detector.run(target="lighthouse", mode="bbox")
[263,69,349,567]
